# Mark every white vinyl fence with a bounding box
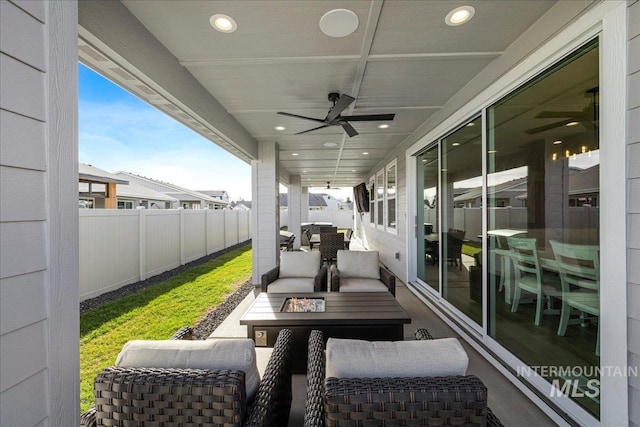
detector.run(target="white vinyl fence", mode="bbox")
[79,208,251,301]
[279,209,354,229]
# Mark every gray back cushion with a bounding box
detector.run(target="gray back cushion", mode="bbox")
[326,337,468,378]
[279,251,321,278]
[337,250,380,279]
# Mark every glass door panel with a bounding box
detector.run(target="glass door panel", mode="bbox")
[416,146,439,291]
[441,117,483,325]
[487,39,600,417]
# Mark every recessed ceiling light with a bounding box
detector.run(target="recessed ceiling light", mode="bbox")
[362,152,369,155]
[488,150,497,154]
[452,142,460,147]
[275,126,285,131]
[566,121,579,127]
[553,140,563,145]
[319,9,359,37]
[378,124,389,129]
[466,122,475,127]
[210,14,237,33]
[292,153,299,156]
[445,6,475,26]
[351,170,356,173]
[303,170,307,173]
[323,142,338,147]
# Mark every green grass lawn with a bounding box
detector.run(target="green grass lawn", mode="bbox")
[79,244,252,413]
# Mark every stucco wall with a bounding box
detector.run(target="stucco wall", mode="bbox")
[627,2,640,426]
[0,1,79,425]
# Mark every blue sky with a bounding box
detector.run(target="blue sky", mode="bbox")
[78,63,252,201]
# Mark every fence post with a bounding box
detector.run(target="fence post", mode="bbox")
[204,208,210,255]
[179,207,185,265]
[237,210,240,243]
[138,207,146,281]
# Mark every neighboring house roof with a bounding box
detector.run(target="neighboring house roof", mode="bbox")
[116,181,178,202]
[279,193,327,207]
[115,172,228,205]
[454,177,528,202]
[198,190,229,199]
[234,200,252,209]
[569,164,599,195]
[79,163,129,185]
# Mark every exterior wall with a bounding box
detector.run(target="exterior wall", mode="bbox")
[0,1,79,425]
[627,2,640,426]
[360,154,407,282]
[79,209,251,301]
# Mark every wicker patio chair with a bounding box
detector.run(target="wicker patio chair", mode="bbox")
[262,251,328,293]
[81,327,293,427]
[319,232,345,265]
[330,250,396,296]
[304,329,504,427]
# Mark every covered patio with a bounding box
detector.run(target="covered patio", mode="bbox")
[1,1,638,426]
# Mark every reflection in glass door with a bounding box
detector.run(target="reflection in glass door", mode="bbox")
[441,117,483,326]
[416,146,439,291]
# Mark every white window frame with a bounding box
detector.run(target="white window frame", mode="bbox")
[385,159,398,234]
[376,170,385,229]
[369,176,375,225]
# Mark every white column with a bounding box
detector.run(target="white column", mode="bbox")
[288,175,303,249]
[251,141,280,284]
[302,186,310,222]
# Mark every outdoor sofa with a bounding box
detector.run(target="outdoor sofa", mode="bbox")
[304,329,503,427]
[81,327,293,427]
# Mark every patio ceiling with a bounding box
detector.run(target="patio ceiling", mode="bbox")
[79,0,559,189]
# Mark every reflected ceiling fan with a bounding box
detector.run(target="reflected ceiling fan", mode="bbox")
[525,87,599,135]
[325,181,341,190]
[277,92,395,137]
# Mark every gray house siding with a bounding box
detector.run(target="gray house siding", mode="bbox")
[627,2,640,426]
[0,1,79,425]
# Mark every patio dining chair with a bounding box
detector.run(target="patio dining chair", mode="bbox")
[508,237,561,326]
[319,232,345,265]
[550,240,600,355]
[304,329,504,427]
[81,327,293,427]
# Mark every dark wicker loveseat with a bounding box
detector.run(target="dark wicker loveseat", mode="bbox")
[304,329,503,427]
[81,327,293,427]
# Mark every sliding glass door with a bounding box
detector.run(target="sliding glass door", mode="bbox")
[412,38,600,418]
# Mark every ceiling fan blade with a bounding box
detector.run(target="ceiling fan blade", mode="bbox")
[295,124,330,135]
[325,94,355,122]
[535,111,581,119]
[341,122,359,137]
[524,119,574,135]
[339,113,396,122]
[277,112,326,124]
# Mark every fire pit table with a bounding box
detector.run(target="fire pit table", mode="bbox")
[240,292,411,373]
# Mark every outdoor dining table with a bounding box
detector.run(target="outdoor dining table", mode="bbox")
[308,233,351,250]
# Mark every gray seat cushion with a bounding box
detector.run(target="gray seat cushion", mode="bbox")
[267,277,315,293]
[338,278,388,293]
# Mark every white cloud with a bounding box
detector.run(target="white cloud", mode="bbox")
[79,99,252,200]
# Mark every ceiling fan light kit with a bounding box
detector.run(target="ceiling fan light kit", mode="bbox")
[277,92,395,138]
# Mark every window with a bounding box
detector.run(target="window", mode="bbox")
[376,170,384,228]
[117,200,134,209]
[385,160,397,232]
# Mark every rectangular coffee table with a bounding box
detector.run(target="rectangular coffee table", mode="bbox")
[240,292,411,372]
